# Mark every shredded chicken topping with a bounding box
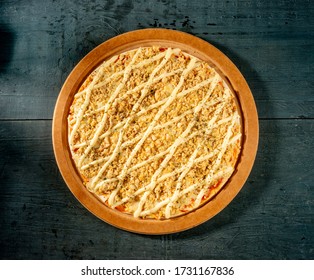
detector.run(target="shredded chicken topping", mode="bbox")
[68,46,242,219]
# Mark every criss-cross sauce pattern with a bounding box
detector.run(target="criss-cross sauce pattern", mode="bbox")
[68,46,242,219]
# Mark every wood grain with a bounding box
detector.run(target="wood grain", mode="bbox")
[0,120,313,259]
[0,0,313,259]
[0,0,313,119]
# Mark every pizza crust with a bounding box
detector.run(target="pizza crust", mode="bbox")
[68,46,242,219]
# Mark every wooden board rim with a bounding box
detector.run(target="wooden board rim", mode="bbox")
[52,28,259,234]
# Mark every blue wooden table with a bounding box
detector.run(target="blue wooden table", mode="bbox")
[0,0,313,259]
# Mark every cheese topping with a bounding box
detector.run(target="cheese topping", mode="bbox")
[68,46,242,219]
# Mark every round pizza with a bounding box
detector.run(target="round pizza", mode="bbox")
[68,46,242,219]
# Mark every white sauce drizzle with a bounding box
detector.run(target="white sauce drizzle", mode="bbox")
[68,55,117,146]
[91,48,173,189]
[205,114,238,185]
[106,57,198,206]
[165,144,201,218]
[78,48,143,169]
[80,99,221,171]
[100,109,237,207]
[69,47,242,218]
[74,51,167,98]
[133,76,220,217]
[137,166,234,217]
[69,68,184,125]
[136,113,238,217]
[118,57,198,181]
[72,72,214,150]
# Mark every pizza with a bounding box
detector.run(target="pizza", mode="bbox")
[68,46,242,219]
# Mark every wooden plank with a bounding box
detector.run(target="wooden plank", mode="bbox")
[0,0,313,119]
[0,119,313,259]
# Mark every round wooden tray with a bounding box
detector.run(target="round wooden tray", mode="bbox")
[52,29,258,234]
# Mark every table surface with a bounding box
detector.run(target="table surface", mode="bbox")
[1,0,313,260]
